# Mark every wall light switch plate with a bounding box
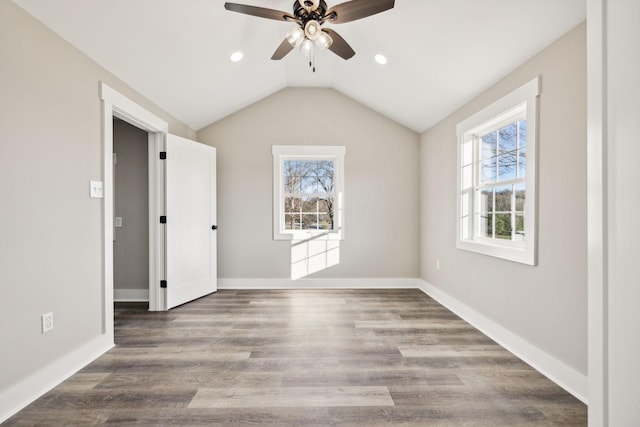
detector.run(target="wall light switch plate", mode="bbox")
[115,217,123,228]
[90,181,103,198]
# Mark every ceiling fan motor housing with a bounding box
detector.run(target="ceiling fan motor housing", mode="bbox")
[293,0,328,24]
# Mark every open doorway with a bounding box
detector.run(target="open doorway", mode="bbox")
[113,118,150,303]
[101,82,168,342]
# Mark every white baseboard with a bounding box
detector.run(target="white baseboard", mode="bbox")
[218,277,423,290]
[114,288,149,302]
[417,280,588,404]
[0,334,114,423]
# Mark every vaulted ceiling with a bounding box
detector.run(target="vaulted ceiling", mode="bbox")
[12,0,585,133]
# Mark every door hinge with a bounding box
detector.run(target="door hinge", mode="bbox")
[159,151,167,160]
[160,216,167,224]
[160,280,167,289]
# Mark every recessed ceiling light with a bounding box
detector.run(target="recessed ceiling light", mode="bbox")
[230,51,244,62]
[374,54,388,65]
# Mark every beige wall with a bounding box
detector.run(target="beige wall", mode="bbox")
[113,119,149,292]
[198,88,420,280]
[0,0,194,405]
[420,22,587,378]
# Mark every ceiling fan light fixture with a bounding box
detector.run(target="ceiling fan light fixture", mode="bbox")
[316,31,333,51]
[286,26,304,47]
[304,20,321,41]
[300,38,314,57]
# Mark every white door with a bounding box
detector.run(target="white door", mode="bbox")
[165,134,217,309]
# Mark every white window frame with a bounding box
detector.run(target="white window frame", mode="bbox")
[272,145,345,241]
[456,77,540,265]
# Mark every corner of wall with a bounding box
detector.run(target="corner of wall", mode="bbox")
[416,279,588,403]
[0,335,114,423]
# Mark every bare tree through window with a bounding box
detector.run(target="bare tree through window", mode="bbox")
[283,159,335,230]
[477,120,526,241]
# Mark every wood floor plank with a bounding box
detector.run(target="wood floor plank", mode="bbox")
[282,368,464,387]
[398,344,513,358]
[354,319,473,329]
[99,347,251,361]
[5,289,586,426]
[53,373,111,392]
[94,371,283,390]
[189,386,395,408]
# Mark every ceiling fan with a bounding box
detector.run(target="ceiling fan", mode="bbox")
[224,0,395,65]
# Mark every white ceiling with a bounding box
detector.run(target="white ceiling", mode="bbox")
[12,0,585,133]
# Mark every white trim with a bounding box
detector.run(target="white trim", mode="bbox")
[587,0,607,425]
[0,335,113,423]
[456,77,540,265]
[101,84,168,134]
[418,280,588,403]
[100,82,168,313]
[100,86,115,338]
[148,133,166,312]
[114,288,150,302]
[455,78,540,134]
[218,278,423,290]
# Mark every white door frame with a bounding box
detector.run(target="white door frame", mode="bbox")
[100,83,168,331]
[587,0,606,425]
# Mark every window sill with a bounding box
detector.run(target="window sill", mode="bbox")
[275,230,343,241]
[457,239,535,265]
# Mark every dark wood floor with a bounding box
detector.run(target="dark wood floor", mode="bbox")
[5,289,586,426]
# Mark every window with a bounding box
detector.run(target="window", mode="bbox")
[456,77,539,265]
[273,145,345,240]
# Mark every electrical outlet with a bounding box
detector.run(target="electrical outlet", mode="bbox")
[42,312,53,334]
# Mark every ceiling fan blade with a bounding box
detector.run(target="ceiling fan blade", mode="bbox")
[323,29,355,60]
[326,0,395,24]
[224,3,296,22]
[271,38,294,60]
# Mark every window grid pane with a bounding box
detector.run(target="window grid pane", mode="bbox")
[518,120,527,178]
[471,118,527,244]
[282,159,335,231]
